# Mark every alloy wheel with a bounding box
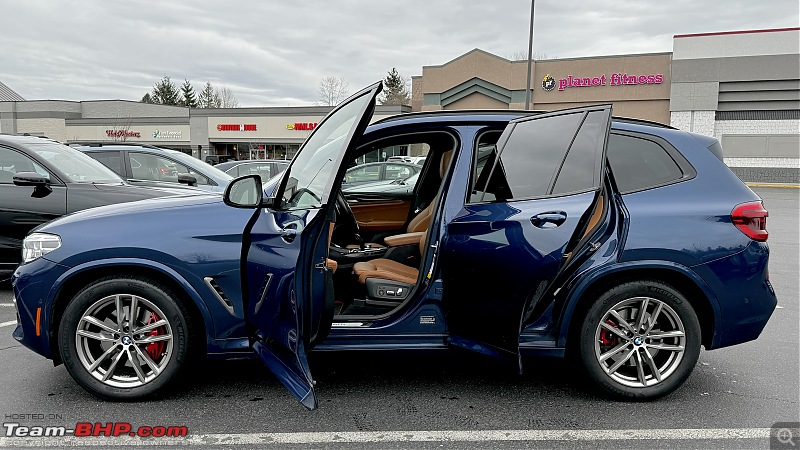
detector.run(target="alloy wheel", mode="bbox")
[593,296,686,388]
[75,294,173,388]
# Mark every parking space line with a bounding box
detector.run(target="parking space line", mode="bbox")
[0,428,773,447]
[0,303,16,307]
[0,320,17,328]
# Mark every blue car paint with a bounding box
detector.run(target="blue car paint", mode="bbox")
[12,112,776,381]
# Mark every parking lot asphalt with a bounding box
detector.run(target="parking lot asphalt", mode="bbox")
[0,187,797,449]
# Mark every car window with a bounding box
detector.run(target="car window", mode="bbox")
[129,152,210,185]
[0,147,51,183]
[345,165,380,183]
[476,112,584,202]
[280,89,374,209]
[384,164,415,181]
[607,134,684,194]
[469,131,502,202]
[241,163,272,180]
[551,111,607,195]
[27,143,120,183]
[87,151,124,177]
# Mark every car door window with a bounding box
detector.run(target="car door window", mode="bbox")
[128,152,209,185]
[346,165,380,183]
[241,163,272,180]
[551,111,607,195]
[475,112,586,202]
[88,151,124,177]
[0,147,51,183]
[384,164,414,181]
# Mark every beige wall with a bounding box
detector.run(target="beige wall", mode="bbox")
[66,124,190,144]
[16,118,68,142]
[444,92,510,110]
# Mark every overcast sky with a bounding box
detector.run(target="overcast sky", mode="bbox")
[3,1,798,106]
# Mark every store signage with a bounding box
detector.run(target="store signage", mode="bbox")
[105,130,141,138]
[217,124,257,131]
[544,73,664,92]
[286,122,318,131]
[152,129,182,139]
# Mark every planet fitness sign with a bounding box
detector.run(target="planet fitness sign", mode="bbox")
[541,73,664,92]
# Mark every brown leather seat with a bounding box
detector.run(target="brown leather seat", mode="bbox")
[354,150,453,249]
[353,236,425,284]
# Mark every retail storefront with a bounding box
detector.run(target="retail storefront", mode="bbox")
[411,27,799,182]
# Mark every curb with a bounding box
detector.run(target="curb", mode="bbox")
[745,183,800,189]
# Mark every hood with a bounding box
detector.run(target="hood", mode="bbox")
[39,192,222,231]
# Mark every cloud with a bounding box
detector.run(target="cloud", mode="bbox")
[2,0,797,106]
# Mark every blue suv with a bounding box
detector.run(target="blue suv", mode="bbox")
[11,82,775,408]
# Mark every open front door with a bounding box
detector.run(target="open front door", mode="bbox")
[441,105,612,360]
[241,82,382,409]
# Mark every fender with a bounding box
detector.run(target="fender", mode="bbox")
[47,257,216,348]
[555,259,722,349]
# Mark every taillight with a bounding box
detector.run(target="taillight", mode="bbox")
[731,201,768,242]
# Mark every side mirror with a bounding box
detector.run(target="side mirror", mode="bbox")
[13,172,50,187]
[224,174,266,208]
[177,173,197,186]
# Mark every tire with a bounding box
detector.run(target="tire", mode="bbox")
[58,276,193,401]
[576,280,701,400]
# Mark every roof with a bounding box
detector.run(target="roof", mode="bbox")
[674,27,800,39]
[0,81,25,101]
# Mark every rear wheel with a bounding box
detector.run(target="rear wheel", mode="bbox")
[58,277,193,400]
[577,280,701,400]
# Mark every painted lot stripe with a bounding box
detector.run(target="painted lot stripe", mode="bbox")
[0,428,773,447]
[0,320,17,328]
[746,183,800,188]
[0,303,15,307]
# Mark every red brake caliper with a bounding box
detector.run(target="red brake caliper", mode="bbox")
[599,320,619,346]
[145,312,166,361]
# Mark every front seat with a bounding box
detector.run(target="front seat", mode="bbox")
[357,150,453,249]
[352,235,425,285]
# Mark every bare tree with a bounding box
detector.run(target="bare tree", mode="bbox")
[218,86,239,108]
[317,76,350,106]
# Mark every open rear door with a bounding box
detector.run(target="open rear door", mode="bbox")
[441,105,612,361]
[241,82,382,409]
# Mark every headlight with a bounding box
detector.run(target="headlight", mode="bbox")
[22,233,61,264]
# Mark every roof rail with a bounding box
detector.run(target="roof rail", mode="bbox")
[72,142,164,150]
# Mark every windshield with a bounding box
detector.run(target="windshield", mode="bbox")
[29,143,123,183]
[279,90,374,209]
[164,150,233,182]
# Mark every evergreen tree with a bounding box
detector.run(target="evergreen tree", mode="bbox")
[150,76,180,105]
[179,79,198,108]
[198,81,221,108]
[141,93,153,104]
[380,68,410,105]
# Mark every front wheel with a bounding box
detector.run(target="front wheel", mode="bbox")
[577,280,701,400]
[58,277,193,400]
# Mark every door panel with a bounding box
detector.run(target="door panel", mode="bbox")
[349,199,412,231]
[244,82,382,410]
[442,105,612,356]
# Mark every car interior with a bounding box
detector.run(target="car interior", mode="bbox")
[324,130,501,319]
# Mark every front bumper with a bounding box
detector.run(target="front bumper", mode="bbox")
[11,257,71,359]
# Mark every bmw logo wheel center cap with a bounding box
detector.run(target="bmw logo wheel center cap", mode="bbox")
[121,336,133,345]
[634,336,644,346]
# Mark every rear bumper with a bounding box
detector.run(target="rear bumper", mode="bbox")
[692,241,777,349]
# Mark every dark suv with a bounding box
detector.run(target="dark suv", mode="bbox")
[12,82,775,408]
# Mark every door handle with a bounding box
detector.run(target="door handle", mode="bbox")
[530,211,567,228]
[280,225,299,242]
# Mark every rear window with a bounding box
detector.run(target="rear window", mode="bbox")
[607,134,684,194]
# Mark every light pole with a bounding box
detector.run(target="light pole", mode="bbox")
[524,0,535,110]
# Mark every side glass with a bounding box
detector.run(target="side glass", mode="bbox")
[88,151,124,176]
[0,148,51,183]
[279,90,373,210]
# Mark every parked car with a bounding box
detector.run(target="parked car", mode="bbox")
[76,144,233,193]
[387,155,426,165]
[12,82,775,409]
[0,135,203,269]
[342,172,418,195]
[343,161,420,187]
[214,159,289,181]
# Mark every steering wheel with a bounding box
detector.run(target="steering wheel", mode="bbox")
[334,191,363,247]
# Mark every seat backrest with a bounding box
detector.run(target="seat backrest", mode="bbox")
[406,150,454,233]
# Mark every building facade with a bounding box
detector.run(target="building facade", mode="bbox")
[412,27,799,183]
[0,100,409,162]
